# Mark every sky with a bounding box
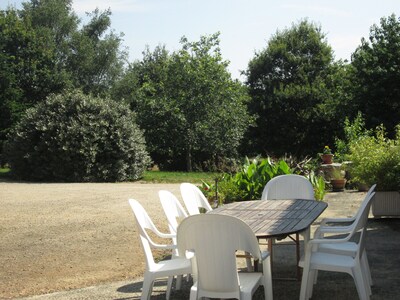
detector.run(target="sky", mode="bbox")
[3,0,400,80]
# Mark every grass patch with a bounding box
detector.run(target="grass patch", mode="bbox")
[0,167,11,180]
[142,170,219,183]
[0,168,219,183]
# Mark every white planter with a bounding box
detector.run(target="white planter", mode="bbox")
[372,191,400,218]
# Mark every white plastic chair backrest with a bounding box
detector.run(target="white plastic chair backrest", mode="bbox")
[159,190,188,235]
[342,191,375,259]
[353,184,376,220]
[354,191,375,234]
[180,183,213,215]
[355,191,376,259]
[128,199,159,269]
[261,174,315,200]
[177,214,261,297]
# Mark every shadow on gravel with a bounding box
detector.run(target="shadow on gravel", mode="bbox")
[115,218,400,300]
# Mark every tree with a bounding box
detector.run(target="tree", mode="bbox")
[20,0,126,97]
[245,20,340,157]
[66,8,127,97]
[351,14,400,137]
[0,8,68,158]
[114,33,252,171]
[0,0,126,160]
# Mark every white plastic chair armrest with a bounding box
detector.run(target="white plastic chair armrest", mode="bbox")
[149,224,177,239]
[320,217,355,226]
[309,234,352,246]
[316,224,354,235]
[150,241,177,250]
[156,232,176,239]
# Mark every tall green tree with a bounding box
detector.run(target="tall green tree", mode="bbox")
[0,8,68,156]
[0,0,126,160]
[351,14,400,137]
[245,20,341,157]
[20,0,126,97]
[114,33,252,171]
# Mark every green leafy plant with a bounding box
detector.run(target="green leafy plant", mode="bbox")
[4,90,151,182]
[232,157,291,200]
[347,124,400,191]
[334,112,371,161]
[307,171,327,201]
[322,146,332,154]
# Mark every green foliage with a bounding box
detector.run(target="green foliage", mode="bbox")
[347,125,400,191]
[113,33,253,171]
[334,112,371,161]
[222,157,292,201]
[351,14,400,137]
[200,156,327,203]
[200,175,247,206]
[307,171,327,201]
[3,90,150,182]
[245,19,342,157]
[0,7,69,146]
[66,8,126,97]
[0,1,126,153]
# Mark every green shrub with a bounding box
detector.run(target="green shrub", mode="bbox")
[230,157,292,200]
[4,90,151,182]
[200,157,292,203]
[347,125,400,191]
[307,171,327,200]
[334,112,371,161]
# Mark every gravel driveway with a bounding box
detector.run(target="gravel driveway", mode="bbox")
[3,181,398,300]
[1,182,181,299]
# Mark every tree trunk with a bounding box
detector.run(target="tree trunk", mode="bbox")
[186,146,192,172]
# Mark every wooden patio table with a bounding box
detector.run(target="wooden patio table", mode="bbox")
[210,199,328,279]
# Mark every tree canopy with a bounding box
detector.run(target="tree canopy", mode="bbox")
[245,20,343,157]
[351,14,400,137]
[114,33,253,171]
[0,0,126,154]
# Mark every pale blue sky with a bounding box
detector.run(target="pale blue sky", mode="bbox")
[3,0,400,80]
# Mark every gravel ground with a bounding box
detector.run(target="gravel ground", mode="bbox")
[1,181,399,300]
[0,181,180,299]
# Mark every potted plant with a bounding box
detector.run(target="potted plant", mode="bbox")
[321,145,334,164]
[330,168,346,192]
[347,125,400,217]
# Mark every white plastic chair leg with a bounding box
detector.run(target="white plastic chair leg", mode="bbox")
[166,276,173,300]
[176,274,183,290]
[189,285,197,300]
[262,257,273,300]
[363,251,373,286]
[140,274,154,300]
[307,269,316,299]
[353,267,370,300]
[299,263,311,300]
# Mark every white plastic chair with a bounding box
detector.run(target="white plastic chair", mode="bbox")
[159,190,189,288]
[299,192,375,300]
[128,199,192,300]
[159,190,188,237]
[180,183,213,215]
[312,184,376,287]
[177,214,273,300]
[261,174,315,278]
[317,184,376,229]
[261,174,315,201]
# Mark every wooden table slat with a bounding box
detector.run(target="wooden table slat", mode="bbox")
[210,199,327,239]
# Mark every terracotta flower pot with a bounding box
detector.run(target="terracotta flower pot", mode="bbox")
[321,154,334,164]
[331,178,346,191]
